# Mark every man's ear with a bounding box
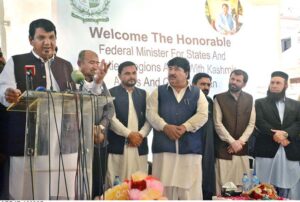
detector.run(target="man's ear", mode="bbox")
[29,36,33,46]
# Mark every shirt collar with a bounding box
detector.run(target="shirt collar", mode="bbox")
[120,84,135,93]
[166,83,192,91]
[276,97,286,104]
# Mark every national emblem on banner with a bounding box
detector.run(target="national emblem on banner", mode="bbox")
[71,0,110,23]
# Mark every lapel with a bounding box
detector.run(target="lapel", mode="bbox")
[282,98,291,126]
[51,58,62,89]
[266,98,282,124]
[50,57,71,90]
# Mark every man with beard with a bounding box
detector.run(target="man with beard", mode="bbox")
[213,69,255,194]
[77,50,114,198]
[147,57,208,200]
[254,71,300,200]
[192,73,216,199]
[106,61,151,186]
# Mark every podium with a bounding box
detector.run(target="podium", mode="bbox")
[7,90,114,200]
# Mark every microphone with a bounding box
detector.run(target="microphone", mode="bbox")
[24,65,36,76]
[71,70,85,88]
[24,65,35,90]
[35,86,46,91]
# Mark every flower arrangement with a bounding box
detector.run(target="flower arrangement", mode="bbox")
[103,171,167,200]
[242,183,284,200]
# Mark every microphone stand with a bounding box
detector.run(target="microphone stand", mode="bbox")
[25,68,35,199]
[74,81,91,200]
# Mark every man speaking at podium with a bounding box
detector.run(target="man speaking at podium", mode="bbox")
[0,19,74,199]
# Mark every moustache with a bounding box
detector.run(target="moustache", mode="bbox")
[168,75,176,79]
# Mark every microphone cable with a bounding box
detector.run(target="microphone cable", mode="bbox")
[52,92,70,199]
[74,92,90,199]
[93,87,110,199]
[25,90,35,200]
[87,93,95,199]
[94,94,106,199]
[79,91,91,199]
[102,93,110,198]
[74,92,81,199]
[93,94,102,198]
[47,91,51,200]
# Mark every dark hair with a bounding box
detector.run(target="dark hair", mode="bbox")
[29,19,56,39]
[222,3,229,8]
[167,57,190,79]
[192,72,212,85]
[118,61,137,74]
[230,69,248,83]
[271,71,289,81]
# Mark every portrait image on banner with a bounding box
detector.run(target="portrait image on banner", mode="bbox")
[205,0,243,35]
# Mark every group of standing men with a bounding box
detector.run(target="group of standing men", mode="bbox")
[0,18,299,200]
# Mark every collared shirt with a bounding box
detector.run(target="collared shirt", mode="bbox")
[275,98,285,124]
[80,79,103,95]
[147,83,208,189]
[213,93,256,144]
[110,89,151,138]
[146,84,208,133]
[0,50,59,106]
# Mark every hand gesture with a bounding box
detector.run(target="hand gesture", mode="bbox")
[94,59,111,84]
[4,88,21,103]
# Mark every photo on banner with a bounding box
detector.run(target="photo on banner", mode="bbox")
[205,0,243,35]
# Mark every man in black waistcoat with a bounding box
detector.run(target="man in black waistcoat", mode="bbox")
[0,19,74,199]
[106,61,151,187]
[192,73,216,200]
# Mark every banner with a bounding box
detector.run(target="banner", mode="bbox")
[52,0,281,98]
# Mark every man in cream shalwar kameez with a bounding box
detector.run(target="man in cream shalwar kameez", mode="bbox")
[106,61,151,186]
[213,69,255,195]
[147,57,208,200]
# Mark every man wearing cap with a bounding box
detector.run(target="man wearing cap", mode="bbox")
[147,57,208,200]
[254,71,300,200]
